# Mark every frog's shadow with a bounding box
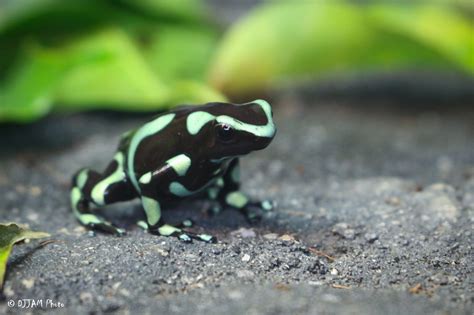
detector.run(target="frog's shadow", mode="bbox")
[96,199,302,238]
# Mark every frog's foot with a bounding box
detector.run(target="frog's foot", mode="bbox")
[241,200,276,223]
[177,219,194,228]
[71,186,126,236]
[148,224,216,243]
[255,199,276,212]
[76,212,126,236]
[137,219,194,230]
[240,206,262,224]
[89,221,126,236]
[204,201,223,217]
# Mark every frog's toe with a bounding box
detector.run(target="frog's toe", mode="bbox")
[259,199,276,212]
[247,199,275,212]
[148,223,217,243]
[242,209,262,224]
[205,202,222,217]
[136,220,148,231]
[178,233,193,243]
[90,222,126,236]
[178,231,217,243]
[197,233,217,243]
[178,219,194,228]
[115,228,127,236]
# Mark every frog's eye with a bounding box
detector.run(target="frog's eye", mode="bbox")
[216,123,235,143]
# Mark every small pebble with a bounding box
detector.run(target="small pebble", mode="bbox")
[242,254,251,262]
[386,196,401,206]
[80,292,93,304]
[236,270,255,278]
[364,233,378,243]
[228,290,244,300]
[343,229,355,240]
[332,223,356,240]
[29,186,42,196]
[21,278,35,289]
[3,285,14,297]
[231,228,256,238]
[279,234,296,242]
[263,233,279,240]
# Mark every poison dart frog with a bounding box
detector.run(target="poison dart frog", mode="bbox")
[71,100,276,243]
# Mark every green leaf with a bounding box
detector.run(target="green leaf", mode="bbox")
[144,26,219,82]
[0,42,108,123]
[0,1,223,123]
[0,27,224,122]
[169,80,227,105]
[209,2,473,95]
[368,3,474,72]
[0,223,49,288]
[0,48,66,122]
[0,0,212,73]
[117,0,209,24]
[55,28,170,110]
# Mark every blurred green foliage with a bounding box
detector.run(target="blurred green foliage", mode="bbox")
[0,0,225,123]
[209,1,474,95]
[0,0,473,123]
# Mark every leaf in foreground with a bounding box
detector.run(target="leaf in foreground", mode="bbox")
[0,223,50,288]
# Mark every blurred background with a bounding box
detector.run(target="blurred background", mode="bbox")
[0,0,472,123]
[0,3,473,312]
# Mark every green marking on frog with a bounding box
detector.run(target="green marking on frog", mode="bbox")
[158,224,181,236]
[226,191,249,209]
[139,172,152,184]
[169,178,215,197]
[137,220,148,230]
[70,187,81,211]
[261,200,273,211]
[230,165,240,183]
[186,111,215,135]
[71,188,102,225]
[181,219,193,227]
[179,234,192,242]
[76,169,88,189]
[186,99,275,138]
[169,182,192,197]
[128,113,175,192]
[91,152,125,206]
[208,187,219,200]
[198,234,214,242]
[166,154,191,176]
[141,196,161,226]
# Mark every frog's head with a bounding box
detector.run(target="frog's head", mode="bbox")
[186,99,276,160]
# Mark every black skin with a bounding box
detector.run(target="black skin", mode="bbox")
[71,101,275,242]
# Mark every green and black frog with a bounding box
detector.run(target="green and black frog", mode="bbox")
[70,100,276,243]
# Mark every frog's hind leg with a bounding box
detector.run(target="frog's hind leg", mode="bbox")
[71,153,136,235]
[139,196,216,243]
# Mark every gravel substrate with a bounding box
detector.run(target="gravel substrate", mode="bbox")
[0,99,472,314]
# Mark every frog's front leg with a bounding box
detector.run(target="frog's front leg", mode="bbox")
[71,153,136,235]
[212,158,274,222]
[138,163,216,243]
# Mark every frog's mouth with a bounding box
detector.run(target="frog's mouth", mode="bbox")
[213,128,276,159]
